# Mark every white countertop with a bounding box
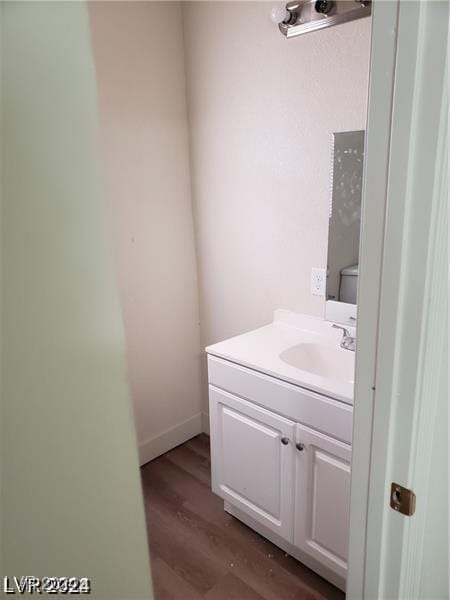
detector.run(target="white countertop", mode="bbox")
[205,310,355,405]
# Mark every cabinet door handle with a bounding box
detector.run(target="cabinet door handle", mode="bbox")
[281,437,289,445]
[296,442,305,451]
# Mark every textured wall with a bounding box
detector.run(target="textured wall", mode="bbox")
[87,1,371,439]
[183,2,371,409]
[88,1,203,458]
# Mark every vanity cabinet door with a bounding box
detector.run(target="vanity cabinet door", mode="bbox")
[209,385,295,541]
[294,423,351,580]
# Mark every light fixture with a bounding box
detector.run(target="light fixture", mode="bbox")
[271,0,371,39]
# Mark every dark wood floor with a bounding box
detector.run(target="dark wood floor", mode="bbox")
[141,434,345,600]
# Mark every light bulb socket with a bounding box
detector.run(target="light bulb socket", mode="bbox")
[284,1,301,24]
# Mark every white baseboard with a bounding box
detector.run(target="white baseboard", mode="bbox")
[201,411,210,435]
[138,412,202,466]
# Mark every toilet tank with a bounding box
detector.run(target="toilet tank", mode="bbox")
[339,264,359,304]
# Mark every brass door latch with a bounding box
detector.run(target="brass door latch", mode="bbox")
[390,482,416,516]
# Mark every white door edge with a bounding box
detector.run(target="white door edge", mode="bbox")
[348,1,449,598]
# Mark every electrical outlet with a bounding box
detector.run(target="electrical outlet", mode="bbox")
[311,268,326,297]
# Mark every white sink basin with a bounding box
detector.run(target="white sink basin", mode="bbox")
[205,310,356,404]
[279,342,354,383]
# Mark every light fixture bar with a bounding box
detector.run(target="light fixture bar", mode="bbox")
[276,0,371,39]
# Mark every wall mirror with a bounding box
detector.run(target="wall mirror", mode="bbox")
[326,130,365,307]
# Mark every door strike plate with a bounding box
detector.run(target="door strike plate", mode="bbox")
[390,482,416,516]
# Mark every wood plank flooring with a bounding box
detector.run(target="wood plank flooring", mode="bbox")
[141,434,345,600]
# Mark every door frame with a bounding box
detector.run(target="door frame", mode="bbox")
[348,1,448,598]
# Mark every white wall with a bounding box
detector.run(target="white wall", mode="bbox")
[183,2,371,409]
[1,2,152,596]
[87,1,371,442]
[88,1,203,461]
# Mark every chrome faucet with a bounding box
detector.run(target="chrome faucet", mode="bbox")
[332,324,356,352]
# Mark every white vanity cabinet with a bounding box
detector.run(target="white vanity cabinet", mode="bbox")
[209,386,295,540]
[207,354,353,591]
[294,423,351,581]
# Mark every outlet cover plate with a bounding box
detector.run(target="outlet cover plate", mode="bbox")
[311,268,326,297]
